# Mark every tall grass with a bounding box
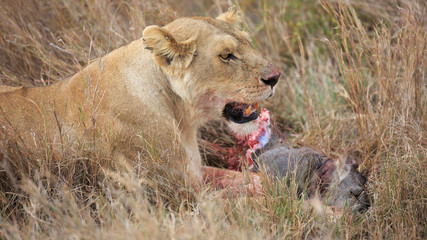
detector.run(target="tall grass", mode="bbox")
[0,0,426,239]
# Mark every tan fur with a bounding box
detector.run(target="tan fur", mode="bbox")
[0,8,279,190]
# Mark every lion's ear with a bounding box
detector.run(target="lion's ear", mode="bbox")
[142,25,196,70]
[216,6,242,28]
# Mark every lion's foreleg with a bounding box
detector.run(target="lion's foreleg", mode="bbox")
[201,166,263,197]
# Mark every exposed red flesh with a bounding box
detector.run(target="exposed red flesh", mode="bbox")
[227,108,272,170]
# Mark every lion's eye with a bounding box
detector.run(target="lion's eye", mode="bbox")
[219,53,235,62]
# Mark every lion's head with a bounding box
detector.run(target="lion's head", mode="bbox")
[142,7,280,133]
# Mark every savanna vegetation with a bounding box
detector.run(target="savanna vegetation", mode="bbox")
[0,0,425,239]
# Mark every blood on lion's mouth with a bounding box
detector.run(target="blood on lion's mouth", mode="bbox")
[223,102,260,124]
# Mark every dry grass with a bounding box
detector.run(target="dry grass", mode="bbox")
[0,0,426,239]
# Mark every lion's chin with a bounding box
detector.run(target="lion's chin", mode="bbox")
[222,102,260,124]
[226,120,259,136]
[226,107,271,138]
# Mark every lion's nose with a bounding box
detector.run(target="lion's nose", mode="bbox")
[261,67,281,88]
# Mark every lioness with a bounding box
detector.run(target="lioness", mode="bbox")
[0,7,280,193]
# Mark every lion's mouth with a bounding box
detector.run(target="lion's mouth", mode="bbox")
[223,102,260,124]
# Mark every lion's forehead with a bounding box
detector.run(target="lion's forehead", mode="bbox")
[192,17,251,42]
[166,17,252,46]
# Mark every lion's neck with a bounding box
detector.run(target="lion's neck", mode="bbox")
[115,42,206,132]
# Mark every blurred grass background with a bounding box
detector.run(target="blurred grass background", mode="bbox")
[0,0,426,239]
